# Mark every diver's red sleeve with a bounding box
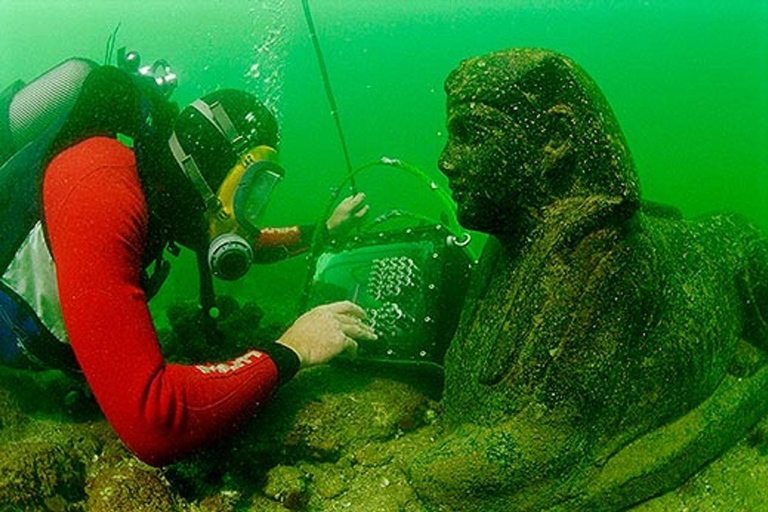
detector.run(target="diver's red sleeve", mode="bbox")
[43,136,285,466]
[258,226,304,247]
[251,225,319,263]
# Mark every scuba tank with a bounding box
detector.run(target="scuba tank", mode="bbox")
[1,48,177,167]
[0,58,98,166]
[0,58,100,272]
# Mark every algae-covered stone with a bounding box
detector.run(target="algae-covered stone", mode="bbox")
[227,363,436,467]
[0,385,28,436]
[263,464,310,509]
[0,419,104,509]
[410,47,768,511]
[85,459,178,512]
[196,490,241,512]
[282,372,432,462]
[635,414,768,510]
[306,462,348,499]
[304,463,421,512]
[0,440,86,507]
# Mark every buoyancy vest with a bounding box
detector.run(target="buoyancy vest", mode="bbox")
[0,58,178,371]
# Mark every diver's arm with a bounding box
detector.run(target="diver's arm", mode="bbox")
[44,137,298,466]
[250,192,368,264]
[249,225,318,263]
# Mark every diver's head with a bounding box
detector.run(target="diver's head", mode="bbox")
[169,89,283,280]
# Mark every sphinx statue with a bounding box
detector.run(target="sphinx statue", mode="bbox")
[410,48,768,511]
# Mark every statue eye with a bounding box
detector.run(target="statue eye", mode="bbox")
[450,117,485,144]
[449,118,469,140]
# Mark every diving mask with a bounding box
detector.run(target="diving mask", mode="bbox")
[207,145,285,280]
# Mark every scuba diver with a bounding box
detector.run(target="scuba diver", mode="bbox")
[0,56,375,466]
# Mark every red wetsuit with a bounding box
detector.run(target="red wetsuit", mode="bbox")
[43,136,299,466]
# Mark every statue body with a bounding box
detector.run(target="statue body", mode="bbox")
[411,48,768,511]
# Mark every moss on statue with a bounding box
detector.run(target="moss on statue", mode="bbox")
[409,47,768,511]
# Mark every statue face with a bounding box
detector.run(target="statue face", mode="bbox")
[439,49,640,237]
[439,100,539,234]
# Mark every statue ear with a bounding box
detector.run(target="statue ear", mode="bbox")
[540,103,575,178]
[543,103,575,153]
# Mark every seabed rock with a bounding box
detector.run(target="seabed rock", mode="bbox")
[85,458,178,512]
[2,340,768,510]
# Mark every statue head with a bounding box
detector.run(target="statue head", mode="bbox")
[439,48,639,235]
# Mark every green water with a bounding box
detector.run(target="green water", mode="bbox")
[2,2,768,509]
[2,0,767,319]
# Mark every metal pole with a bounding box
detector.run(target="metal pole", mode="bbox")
[300,0,357,191]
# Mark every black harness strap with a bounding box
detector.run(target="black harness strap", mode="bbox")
[196,249,221,345]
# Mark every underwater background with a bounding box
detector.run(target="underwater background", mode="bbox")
[2,1,768,510]
[3,0,766,328]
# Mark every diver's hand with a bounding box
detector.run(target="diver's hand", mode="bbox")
[276,300,377,368]
[326,192,370,237]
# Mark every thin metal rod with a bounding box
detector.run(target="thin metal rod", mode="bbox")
[300,0,356,191]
